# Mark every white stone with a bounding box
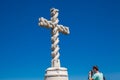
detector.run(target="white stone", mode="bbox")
[45,67,68,80]
[38,8,70,80]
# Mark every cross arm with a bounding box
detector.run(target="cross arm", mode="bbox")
[38,17,70,34]
[57,25,70,34]
[38,17,52,28]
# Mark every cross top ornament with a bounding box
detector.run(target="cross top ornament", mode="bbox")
[38,8,70,68]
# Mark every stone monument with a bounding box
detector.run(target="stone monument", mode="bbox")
[38,8,70,80]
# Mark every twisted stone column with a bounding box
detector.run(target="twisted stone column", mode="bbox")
[38,8,70,68]
[50,8,60,67]
[38,8,70,80]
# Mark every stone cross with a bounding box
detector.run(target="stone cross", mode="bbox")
[38,8,70,68]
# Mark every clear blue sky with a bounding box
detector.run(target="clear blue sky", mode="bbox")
[0,0,120,80]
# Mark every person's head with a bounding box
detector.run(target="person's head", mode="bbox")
[92,65,99,73]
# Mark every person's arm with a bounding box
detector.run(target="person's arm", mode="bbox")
[89,78,93,80]
[88,71,94,80]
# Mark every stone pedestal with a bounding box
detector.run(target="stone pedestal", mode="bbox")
[45,67,68,80]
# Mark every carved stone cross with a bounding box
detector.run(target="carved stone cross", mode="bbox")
[38,8,70,68]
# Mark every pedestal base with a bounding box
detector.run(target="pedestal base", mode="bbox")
[44,67,68,80]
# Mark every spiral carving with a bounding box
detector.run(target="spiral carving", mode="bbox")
[50,8,60,67]
[38,8,70,67]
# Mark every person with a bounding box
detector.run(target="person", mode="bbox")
[88,66,104,80]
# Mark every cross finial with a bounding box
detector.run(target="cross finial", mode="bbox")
[50,8,59,24]
[38,8,70,68]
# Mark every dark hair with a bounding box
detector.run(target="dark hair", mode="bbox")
[93,65,99,71]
